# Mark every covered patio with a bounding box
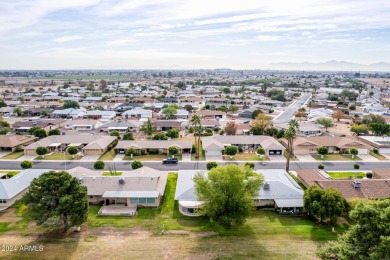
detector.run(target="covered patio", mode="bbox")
[274,199,304,215]
[98,205,137,216]
[178,200,204,217]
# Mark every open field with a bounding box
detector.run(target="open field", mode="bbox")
[327,171,366,179]
[0,174,348,259]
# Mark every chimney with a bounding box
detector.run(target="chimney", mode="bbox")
[352,180,361,189]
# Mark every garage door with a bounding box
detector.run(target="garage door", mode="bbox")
[357,149,368,155]
[379,148,390,154]
[206,150,222,156]
[268,150,282,155]
[294,149,310,155]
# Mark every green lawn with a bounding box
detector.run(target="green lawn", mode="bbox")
[288,172,307,190]
[312,154,362,161]
[369,150,388,160]
[1,151,24,159]
[327,171,366,179]
[223,153,270,161]
[0,170,20,178]
[284,150,299,161]
[123,154,182,161]
[35,153,80,160]
[102,171,123,176]
[98,149,116,160]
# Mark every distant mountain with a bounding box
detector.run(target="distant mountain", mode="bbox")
[269,60,390,72]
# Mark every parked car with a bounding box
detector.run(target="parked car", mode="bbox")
[162,158,178,164]
[261,162,268,166]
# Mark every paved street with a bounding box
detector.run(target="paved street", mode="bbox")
[273,93,311,124]
[2,160,390,171]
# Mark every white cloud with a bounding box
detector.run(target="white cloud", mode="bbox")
[52,36,83,43]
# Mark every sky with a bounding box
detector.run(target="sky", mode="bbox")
[0,0,390,70]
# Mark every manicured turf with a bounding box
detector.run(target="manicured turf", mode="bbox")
[223,153,270,161]
[312,154,362,161]
[102,171,123,176]
[327,171,366,179]
[369,150,388,160]
[1,151,24,159]
[35,153,77,160]
[98,149,116,160]
[0,170,21,178]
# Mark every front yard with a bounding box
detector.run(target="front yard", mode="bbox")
[223,153,270,161]
[327,171,366,179]
[35,153,81,160]
[102,171,123,176]
[1,151,24,159]
[312,154,362,161]
[369,150,388,160]
[98,149,116,160]
[123,154,182,161]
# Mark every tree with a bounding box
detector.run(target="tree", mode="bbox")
[191,115,202,159]
[251,113,272,135]
[67,146,78,158]
[35,146,48,157]
[350,124,369,135]
[304,186,348,225]
[22,170,88,231]
[48,129,61,136]
[317,146,328,159]
[194,164,264,227]
[256,147,266,158]
[184,104,193,112]
[122,132,134,140]
[152,132,168,140]
[316,117,333,132]
[316,199,390,260]
[93,160,105,170]
[110,130,120,139]
[252,110,262,119]
[162,106,177,118]
[32,128,47,139]
[369,122,390,136]
[224,121,237,135]
[168,146,178,156]
[362,114,385,125]
[206,161,218,170]
[285,119,299,172]
[265,127,278,137]
[332,110,343,122]
[142,118,154,138]
[244,162,255,169]
[131,160,143,169]
[14,107,22,116]
[225,145,238,157]
[63,101,80,109]
[229,105,238,113]
[350,147,358,159]
[20,160,33,169]
[166,129,179,138]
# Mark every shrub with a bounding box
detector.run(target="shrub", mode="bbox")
[122,132,134,140]
[191,144,196,154]
[366,172,373,178]
[67,146,78,156]
[110,130,120,138]
[206,162,218,170]
[353,164,360,170]
[256,147,266,155]
[14,145,24,152]
[148,149,159,155]
[219,130,225,135]
[373,148,379,154]
[20,160,33,169]
[152,133,168,140]
[318,164,325,170]
[166,129,179,138]
[141,149,146,155]
[131,160,143,169]
[238,147,243,153]
[168,146,178,155]
[225,145,238,156]
[188,126,194,133]
[245,162,255,169]
[93,160,105,170]
[125,148,135,156]
[35,146,48,156]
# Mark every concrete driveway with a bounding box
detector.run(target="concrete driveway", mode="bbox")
[358,154,379,162]
[268,155,286,162]
[80,155,100,161]
[295,155,317,162]
[206,155,223,161]
[18,155,36,161]
[113,154,125,162]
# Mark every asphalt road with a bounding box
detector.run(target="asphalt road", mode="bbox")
[273,93,311,124]
[3,160,390,171]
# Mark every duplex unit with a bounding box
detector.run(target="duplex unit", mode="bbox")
[174,169,304,217]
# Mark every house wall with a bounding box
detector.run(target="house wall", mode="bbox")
[0,191,25,212]
[24,149,37,155]
[83,149,104,155]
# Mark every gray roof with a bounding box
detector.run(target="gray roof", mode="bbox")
[0,169,51,199]
[102,191,159,198]
[99,120,141,129]
[116,140,192,149]
[202,135,285,150]
[24,135,116,150]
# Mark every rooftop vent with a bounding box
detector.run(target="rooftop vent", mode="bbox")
[119,177,125,184]
[78,177,83,184]
[264,181,270,190]
[352,180,361,189]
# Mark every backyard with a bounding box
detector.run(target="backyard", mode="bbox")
[0,173,348,259]
[312,154,362,161]
[327,171,366,179]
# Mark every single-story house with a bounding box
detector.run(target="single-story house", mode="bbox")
[157,109,189,119]
[357,136,390,154]
[99,120,142,133]
[153,120,187,131]
[195,111,226,120]
[274,122,323,137]
[51,108,86,119]
[122,109,152,119]
[22,108,52,117]
[0,135,37,151]
[64,119,104,131]
[307,108,333,121]
[174,169,304,217]
[85,110,116,120]
[296,169,390,200]
[68,167,168,216]
[12,119,65,135]
[288,136,371,155]
[115,140,192,154]
[0,169,50,211]
[202,135,285,156]
[201,119,221,130]
[24,135,117,156]
[115,103,143,115]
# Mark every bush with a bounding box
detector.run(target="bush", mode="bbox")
[20,160,33,169]
[166,129,179,138]
[131,160,143,169]
[318,164,325,170]
[110,131,120,139]
[245,162,255,169]
[238,147,243,153]
[366,172,373,178]
[48,129,61,136]
[168,146,178,155]
[256,147,266,155]
[206,162,218,170]
[14,145,24,152]
[353,164,360,170]
[141,149,146,155]
[188,126,194,133]
[35,146,48,156]
[219,130,224,135]
[373,148,379,154]
[122,132,134,140]
[93,160,105,170]
[225,145,238,156]
[125,148,135,156]
[148,149,159,155]
[152,133,168,140]
[191,144,196,154]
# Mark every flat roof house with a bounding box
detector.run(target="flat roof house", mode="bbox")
[174,169,304,217]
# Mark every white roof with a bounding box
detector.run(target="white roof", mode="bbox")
[102,191,159,198]
[274,198,304,208]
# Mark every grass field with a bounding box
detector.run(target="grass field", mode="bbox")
[35,153,79,160]
[327,171,366,179]
[312,154,362,161]
[102,171,123,176]
[1,151,24,159]
[223,153,270,161]
[369,150,388,160]
[98,150,116,160]
[0,173,348,259]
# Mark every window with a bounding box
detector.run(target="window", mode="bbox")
[146,198,155,204]
[139,198,147,203]
[0,199,6,203]
[130,198,138,204]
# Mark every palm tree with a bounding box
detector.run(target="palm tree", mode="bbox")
[285,119,299,172]
[191,115,202,159]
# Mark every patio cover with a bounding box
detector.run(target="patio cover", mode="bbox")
[68,143,83,147]
[274,198,303,208]
[102,191,159,198]
[178,200,204,208]
[48,143,62,147]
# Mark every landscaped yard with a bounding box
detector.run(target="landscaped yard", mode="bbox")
[102,171,123,176]
[0,170,20,178]
[123,154,182,161]
[223,153,270,161]
[35,153,81,160]
[369,150,388,160]
[312,154,362,161]
[284,150,299,161]
[1,151,24,159]
[327,171,366,179]
[0,173,349,259]
[98,149,116,160]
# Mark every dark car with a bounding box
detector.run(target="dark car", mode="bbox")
[162,158,178,164]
